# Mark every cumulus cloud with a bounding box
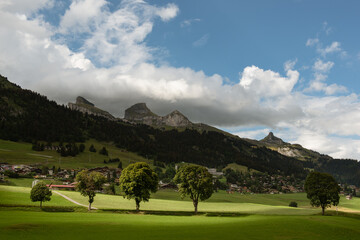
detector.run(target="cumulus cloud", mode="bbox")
[59,0,106,34]
[0,0,53,15]
[317,41,342,57]
[305,58,346,95]
[312,59,334,72]
[239,66,299,98]
[1,0,360,159]
[156,3,179,21]
[306,36,345,58]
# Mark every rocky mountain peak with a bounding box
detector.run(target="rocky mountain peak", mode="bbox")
[76,96,94,106]
[163,110,192,127]
[123,103,194,127]
[68,96,114,120]
[260,132,286,145]
[124,103,157,121]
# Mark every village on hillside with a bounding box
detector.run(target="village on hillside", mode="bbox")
[1,163,358,199]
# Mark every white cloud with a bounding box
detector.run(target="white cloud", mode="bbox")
[307,81,347,95]
[317,41,341,57]
[1,0,360,160]
[239,66,299,98]
[305,58,346,95]
[180,18,201,28]
[58,0,179,68]
[292,131,360,159]
[232,128,271,140]
[59,0,106,34]
[192,34,209,47]
[0,0,53,15]
[306,37,345,58]
[284,59,297,71]
[156,3,179,21]
[313,59,334,72]
[306,38,319,47]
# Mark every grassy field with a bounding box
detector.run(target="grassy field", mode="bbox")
[224,163,260,174]
[57,190,320,215]
[2,184,359,214]
[1,185,360,239]
[1,138,360,240]
[1,210,360,240]
[0,139,149,168]
[0,185,318,215]
[0,185,76,207]
[0,185,320,215]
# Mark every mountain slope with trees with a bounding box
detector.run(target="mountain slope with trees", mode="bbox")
[1,74,360,184]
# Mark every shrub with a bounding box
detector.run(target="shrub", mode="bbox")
[79,143,85,152]
[89,144,96,152]
[289,201,298,207]
[99,146,108,156]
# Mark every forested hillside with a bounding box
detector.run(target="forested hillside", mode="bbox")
[1,74,360,184]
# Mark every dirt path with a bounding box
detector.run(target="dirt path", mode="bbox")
[53,191,98,210]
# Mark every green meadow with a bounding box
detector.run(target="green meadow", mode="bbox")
[1,185,360,239]
[1,139,360,240]
[0,139,149,169]
[1,211,360,240]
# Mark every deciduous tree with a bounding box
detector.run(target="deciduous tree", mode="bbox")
[76,170,106,210]
[30,181,52,208]
[119,162,158,211]
[174,165,213,214]
[304,172,340,215]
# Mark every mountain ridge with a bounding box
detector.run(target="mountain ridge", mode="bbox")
[124,103,193,127]
[1,74,360,185]
[68,96,115,120]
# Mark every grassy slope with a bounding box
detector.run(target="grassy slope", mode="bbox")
[1,185,360,240]
[2,184,359,213]
[58,190,318,215]
[0,185,318,215]
[1,210,360,240]
[224,163,261,174]
[0,186,76,207]
[0,139,149,169]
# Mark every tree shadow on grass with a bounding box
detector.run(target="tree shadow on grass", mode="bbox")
[101,209,250,217]
[0,204,86,212]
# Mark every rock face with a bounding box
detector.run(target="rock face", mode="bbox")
[260,132,286,145]
[277,147,302,158]
[68,96,115,120]
[124,103,158,121]
[163,110,192,127]
[76,96,94,106]
[124,103,193,128]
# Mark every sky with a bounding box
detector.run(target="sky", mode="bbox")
[1,0,360,159]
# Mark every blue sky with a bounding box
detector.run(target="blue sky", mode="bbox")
[1,0,360,159]
[147,0,360,91]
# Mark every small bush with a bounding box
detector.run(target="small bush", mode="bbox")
[89,144,96,152]
[289,201,298,208]
[99,146,108,156]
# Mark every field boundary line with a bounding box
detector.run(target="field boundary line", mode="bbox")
[53,190,97,209]
[26,153,53,158]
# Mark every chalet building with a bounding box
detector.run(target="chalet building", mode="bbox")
[46,182,76,191]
